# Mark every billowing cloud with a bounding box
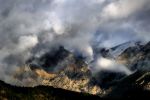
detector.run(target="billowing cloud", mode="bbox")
[92,57,132,75]
[0,0,149,85]
[100,0,150,42]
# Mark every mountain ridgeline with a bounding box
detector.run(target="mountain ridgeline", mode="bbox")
[0,80,101,100]
[1,41,150,99]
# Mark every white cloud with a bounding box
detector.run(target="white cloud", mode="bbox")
[95,57,132,75]
[0,0,149,84]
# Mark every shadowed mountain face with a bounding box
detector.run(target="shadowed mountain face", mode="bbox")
[104,71,150,99]
[93,71,126,89]
[0,80,101,100]
[28,47,73,72]
[1,71,150,99]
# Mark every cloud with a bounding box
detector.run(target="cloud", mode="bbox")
[0,0,149,85]
[100,0,150,42]
[102,0,148,19]
[91,57,132,75]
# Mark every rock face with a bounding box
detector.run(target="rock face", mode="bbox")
[36,64,102,95]
[27,47,102,95]
[117,42,150,71]
[102,41,150,98]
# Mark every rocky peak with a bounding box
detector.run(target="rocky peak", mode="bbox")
[11,41,150,97]
[26,47,102,95]
[117,41,150,71]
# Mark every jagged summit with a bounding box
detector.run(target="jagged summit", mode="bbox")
[117,41,150,71]
[6,41,150,98]
[23,46,102,95]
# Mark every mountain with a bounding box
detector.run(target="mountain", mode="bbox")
[6,41,150,99]
[117,41,150,71]
[103,41,150,98]
[1,71,150,99]
[110,41,142,58]
[15,47,102,95]
[104,71,150,99]
[0,80,101,100]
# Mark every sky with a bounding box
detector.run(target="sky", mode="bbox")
[0,0,150,84]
